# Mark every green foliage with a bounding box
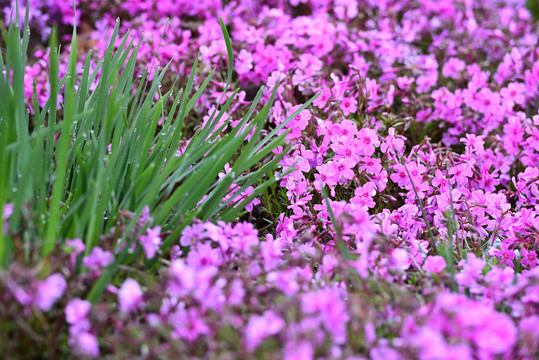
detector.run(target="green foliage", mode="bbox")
[527,0,539,21]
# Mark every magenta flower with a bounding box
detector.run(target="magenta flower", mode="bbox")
[65,238,85,265]
[313,87,332,109]
[2,203,13,220]
[231,222,259,253]
[500,82,526,106]
[284,341,313,360]
[351,182,376,208]
[82,246,114,271]
[169,307,210,342]
[424,255,447,274]
[357,128,380,156]
[520,248,539,268]
[2,203,13,235]
[180,222,207,247]
[525,127,539,151]
[448,163,473,186]
[390,164,409,188]
[73,332,100,358]
[390,248,410,271]
[490,242,515,266]
[138,205,151,225]
[118,278,143,313]
[36,273,67,311]
[473,311,517,354]
[245,311,285,351]
[442,57,466,79]
[138,225,162,259]
[333,158,356,181]
[66,299,91,325]
[339,96,357,116]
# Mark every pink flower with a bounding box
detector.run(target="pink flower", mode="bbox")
[473,311,517,354]
[180,223,207,247]
[339,96,357,116]
[448,163,473,186]
[314,162,338,190]
[73,332,100,358]
[138,226,162,259]
[169,307,210,342]
[351,182,376,208]
[500,82,526,107]
[2,203,13,220]
[314,88,332,109]
[361,157,382,174]
[525,127,539,151]
[284,341,314,360]
[520,248,539,268]
[357,128,380,156]
[390,248,410,271]
[460,134,485,154]
[245,311,285,351]
[231,222,259,253]
[118,278,143,313]
[489,242,515,266]
[286,107,311,139]
[36,273,67,311]
[390,164,409,188]
[432,170,448,191]
[138,205,151,225]
[380,128,404,154]
[333,158,356,181]
[65,238,85,265]
[261,234,283,272]
[442,57,466,79]
[424,255,447,274]
[66,299,91,325]
[302,288,349,344]
[82,247,114,271]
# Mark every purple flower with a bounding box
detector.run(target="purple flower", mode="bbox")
[138,205,151,225]
[138,226,162,259]
[74,332,100,358]
[424,255,447,274]
[245,311,285,352]
[169,307,210,342]
[473,311,517,354]
[2,203,13,220]
[65,238,85,265]
[284,341,313,360]
[66,299,91,325]
[390,248,410,271]
[82,247,114,271]
[489,242,515,266]
[36,273,67,311]
[118,278,143,313]
[339,96,357,116]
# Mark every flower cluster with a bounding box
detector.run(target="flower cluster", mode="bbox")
[2,0,539,358]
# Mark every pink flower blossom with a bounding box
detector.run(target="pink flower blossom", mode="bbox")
[66,299,91,325]
[36,273,67,311]
[489,242,515,266]
[118,278,143,313]
[73,332,100,358]
[82,247,114,271]
[245,311,285,351]
[340,96,357,116]
[138,226,162,259]
[424,255,447,274]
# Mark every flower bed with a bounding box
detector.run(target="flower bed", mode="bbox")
[1,0,539,358]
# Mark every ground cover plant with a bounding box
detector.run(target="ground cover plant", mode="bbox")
[1,0,539,359]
